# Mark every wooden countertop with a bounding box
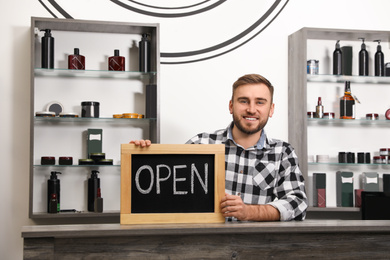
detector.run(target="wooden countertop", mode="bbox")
[21,219,390,238]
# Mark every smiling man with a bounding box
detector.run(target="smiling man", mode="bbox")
[186,74,307,221]
[132,74,307,221]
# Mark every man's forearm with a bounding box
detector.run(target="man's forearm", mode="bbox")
[244,204,280,221]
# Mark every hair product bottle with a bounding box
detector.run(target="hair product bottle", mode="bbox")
[315,97,324,118]
[374,40,384,76]
[88,170,100,212]
[41,29,54,69]
[108,49,125,71]
[358,38,369,76]
[68,48,85,70]
[333,40,342,75]
[139,33,151,72]
[47,171,61,213]
[340,81,355,119]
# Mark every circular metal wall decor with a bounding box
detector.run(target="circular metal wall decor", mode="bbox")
[38,0,289,64]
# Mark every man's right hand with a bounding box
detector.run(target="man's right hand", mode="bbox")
[129,140,152,147]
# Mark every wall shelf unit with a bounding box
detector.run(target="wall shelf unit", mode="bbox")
[29,17,160,220]
[288,27,390,215]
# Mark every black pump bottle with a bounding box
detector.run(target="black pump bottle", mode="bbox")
[41,29,54,69]
[359,38,369,76]
[47,171,61,213]
[139,33,151,72]
[88,170,100,212]
[374,40,384,76]
[333,40,342,75]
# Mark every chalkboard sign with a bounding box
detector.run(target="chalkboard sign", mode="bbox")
[120,144,225,224]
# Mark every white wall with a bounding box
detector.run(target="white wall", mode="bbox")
[3,0,390,258]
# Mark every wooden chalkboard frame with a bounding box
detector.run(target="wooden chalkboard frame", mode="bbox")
[120,144,226,224]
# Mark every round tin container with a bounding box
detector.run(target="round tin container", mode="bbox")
[307,112,315,118]
[59,112,78,118]
[97,159,113,165]
[59,156,73,165]
[123,113,138,118]
[323,112,335,119]
[81,101,100,118]
[386,109,390,120]
[41,156,55,165]
[90,153,106,163]
[79,159,95,165]
[36,111,56,117]
[366,113,379,120]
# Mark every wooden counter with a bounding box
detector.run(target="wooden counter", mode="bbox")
[22,220,390,259]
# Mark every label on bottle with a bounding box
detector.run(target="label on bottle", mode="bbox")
[340,100,355,118]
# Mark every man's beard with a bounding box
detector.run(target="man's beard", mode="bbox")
[232,114,268,135]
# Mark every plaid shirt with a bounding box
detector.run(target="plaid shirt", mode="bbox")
[186,122,308,221]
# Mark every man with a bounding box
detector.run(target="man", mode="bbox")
[132,74,307,221]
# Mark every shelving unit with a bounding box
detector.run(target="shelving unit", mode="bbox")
[29,17,160,220]
[288,27,390,216]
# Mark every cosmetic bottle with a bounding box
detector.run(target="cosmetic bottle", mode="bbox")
[315,97,324,118]
[108,49,125,71]
[68,48,85,70]
[358,38,369,76]
[94,188,103,213]
[340,81,355,119]
[374,40,384,76]
[139,33,151,72]
[88,170,100,212]
[333,40,342,75]
[47,171,61,213]
[41,29,54,69]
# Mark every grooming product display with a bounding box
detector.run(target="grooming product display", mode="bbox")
[81,101,100,118]
[108,49,125,71]
[68,48,85,70]
[340,81,355,119]
[139,33,151,72]
[333,40,342,75]
[374,40,384,76]
[358,38,369,76]
[41,29,54,69]
[315,97,324,118]
[88,170,100,212]
[47,171,61,213]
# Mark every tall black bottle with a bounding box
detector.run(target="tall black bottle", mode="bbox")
[333,40,342,75]
[358,38,369,76]
[41,29,54,69]
[88,170,100,212]
[374,40,384,76]
[47,171,61,213]
[139,33,151,72]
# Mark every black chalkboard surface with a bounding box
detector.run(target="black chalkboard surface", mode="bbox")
[121,144,225,224]
[131,154,215,213]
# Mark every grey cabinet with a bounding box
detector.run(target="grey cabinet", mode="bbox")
[29,17,160,220]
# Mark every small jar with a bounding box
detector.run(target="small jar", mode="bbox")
[323,112,335,119]
[97,159,113,165]
[123,113,138,118]
[386,109,390,120]
[41,156,55,165]
[79,159,95,165]
[366,113,379,120]
[59,112,78,118]
[307,60,319,75]
[59,156,73,165]
[307,112,315,118]
[380,148,390,156]
[373,156,387,164]
[81,101,100,118]
[36,111,56,117]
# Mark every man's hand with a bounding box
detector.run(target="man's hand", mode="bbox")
[129,139,151,147]
[220,193,280,221]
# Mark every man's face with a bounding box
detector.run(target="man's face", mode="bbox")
[229,83,274,135]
